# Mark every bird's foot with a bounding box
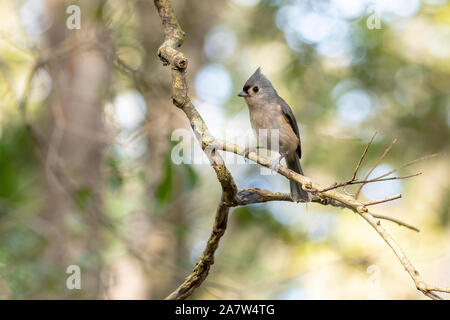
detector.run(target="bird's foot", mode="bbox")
[270,152,287,174]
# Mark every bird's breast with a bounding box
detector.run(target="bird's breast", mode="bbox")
[248,104,298,154]
[249,106,282,130]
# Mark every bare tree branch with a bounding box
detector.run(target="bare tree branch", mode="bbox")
[318,172,421,193]
[235,189,418,232]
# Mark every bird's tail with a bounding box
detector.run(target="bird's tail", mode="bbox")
[286,153,311,203]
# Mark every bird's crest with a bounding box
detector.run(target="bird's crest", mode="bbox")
[244,67,273,89]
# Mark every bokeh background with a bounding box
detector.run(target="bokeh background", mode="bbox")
[0,0,449,299]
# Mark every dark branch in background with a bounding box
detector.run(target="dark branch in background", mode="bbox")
[152,0,450,300]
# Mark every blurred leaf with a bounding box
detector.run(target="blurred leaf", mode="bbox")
[74,187,93,212]
[156,154,173,205]
[0,125,35,211]
[106,156,123,191]
[182,163,198,190]
[438,185,450,227]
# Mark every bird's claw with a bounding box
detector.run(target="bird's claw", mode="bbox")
[270,159,279,174]
[270,152,287,174]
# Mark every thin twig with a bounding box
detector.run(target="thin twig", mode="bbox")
[364,194,402,206]
[351,131,377,181]
[355,138,397,199]
[373,153,440,181]
[372,214,419,232]
[318,172,421,192]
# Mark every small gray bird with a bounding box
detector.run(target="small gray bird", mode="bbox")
[238,68,311,202]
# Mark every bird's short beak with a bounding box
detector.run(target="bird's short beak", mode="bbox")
[238,91,249,97]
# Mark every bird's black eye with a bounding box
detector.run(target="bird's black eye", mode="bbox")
[253,86,259,93]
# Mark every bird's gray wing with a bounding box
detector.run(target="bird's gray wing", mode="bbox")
[279,98,302,158]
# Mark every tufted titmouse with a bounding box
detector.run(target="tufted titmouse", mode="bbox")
[238,68,311,202]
